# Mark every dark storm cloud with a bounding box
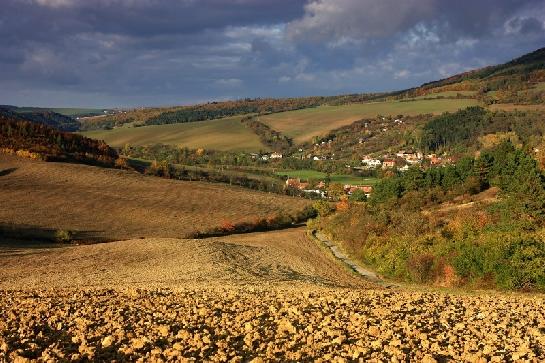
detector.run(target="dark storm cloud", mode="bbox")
[0,0,544,107]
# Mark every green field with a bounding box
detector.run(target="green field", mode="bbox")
[276,170,378,185]
[82,116,269,152]
[259,98,479,143]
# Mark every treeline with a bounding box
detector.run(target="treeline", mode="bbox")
[121,143,344,173]
[421,107,545,153]
[139,159,316,198]
[0,115,117,165]
[240,116,293,153]
[314,142,545,291]
[121,143,268,167]
[0,107,79,132]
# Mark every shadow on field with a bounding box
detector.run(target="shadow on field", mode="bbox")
[0,167,17,177]
[0,223,112,248]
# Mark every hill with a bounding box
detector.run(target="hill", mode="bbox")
[81,116,270,152]
[258,98,477,144]
[1,105,109,117]
[0,153,310,242]
[78,94,390,131]
[78,47,545,153]
[0,106,80,131]
[0,114,117,165]
[400,47,545,105]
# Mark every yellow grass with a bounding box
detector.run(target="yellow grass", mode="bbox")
[81,116,269,152]
[259,99,479,143]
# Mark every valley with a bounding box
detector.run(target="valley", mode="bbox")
[1,42,545,362]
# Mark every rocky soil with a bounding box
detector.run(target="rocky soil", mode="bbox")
[1,288,544,362]
[1,225,544,361]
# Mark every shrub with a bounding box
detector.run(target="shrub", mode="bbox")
[407,253,436,283]
[313,200,334,217]
[55,229,73,243]
[349,189,367,202]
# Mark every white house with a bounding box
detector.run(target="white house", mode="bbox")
[362,158,382,168]
[270,152,283,159]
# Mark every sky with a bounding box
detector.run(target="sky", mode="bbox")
[1,0,544,108]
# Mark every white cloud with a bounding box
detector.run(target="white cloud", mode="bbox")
[215,78,243,87]
[35,0,73,7]
[287,0,435,43]
[394,69,410,79]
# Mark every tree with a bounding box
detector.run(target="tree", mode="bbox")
[349,189,367,202]
[327,183,345,200]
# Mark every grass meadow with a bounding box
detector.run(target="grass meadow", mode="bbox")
[259,98,479,143]
[81,116,269,152]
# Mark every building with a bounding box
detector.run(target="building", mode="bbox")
[285,178,309,190]
[382,160,396,169]
[361,157,382,168]
[270,152,283,159]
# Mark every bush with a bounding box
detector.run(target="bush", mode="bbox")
[55,229,73,243]
[313,200,334,217]
[349,189,367,202]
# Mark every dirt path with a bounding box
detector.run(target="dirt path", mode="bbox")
[312,230,386,284]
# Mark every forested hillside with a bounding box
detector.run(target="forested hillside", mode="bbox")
[314,141,545,291]
[398,47,545,105]
[420,107,545,153]
[0,115,117,165]
[0,106,80,131]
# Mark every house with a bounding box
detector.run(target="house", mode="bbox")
[270,152,283,159]
[382,159,396,169]
[261,155,269,161]
[303,189,326,198]
[344,185,373,195]
[430,156,442,165]
[286,178,301,188]
[285,178,309,191]
[361,157,382,168]
[399,165,410,172]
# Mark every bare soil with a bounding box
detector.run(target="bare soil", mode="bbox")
[0,154,309,241]
[0,228,366,290]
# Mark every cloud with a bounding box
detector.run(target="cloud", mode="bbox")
[0,0,544,107]
[287,0,435,42]
[35,0,73,7]
[215,78,243,87]
[287,0,544,44]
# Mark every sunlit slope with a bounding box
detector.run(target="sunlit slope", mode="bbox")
[82,116,269,152]
[259,98,479,144]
